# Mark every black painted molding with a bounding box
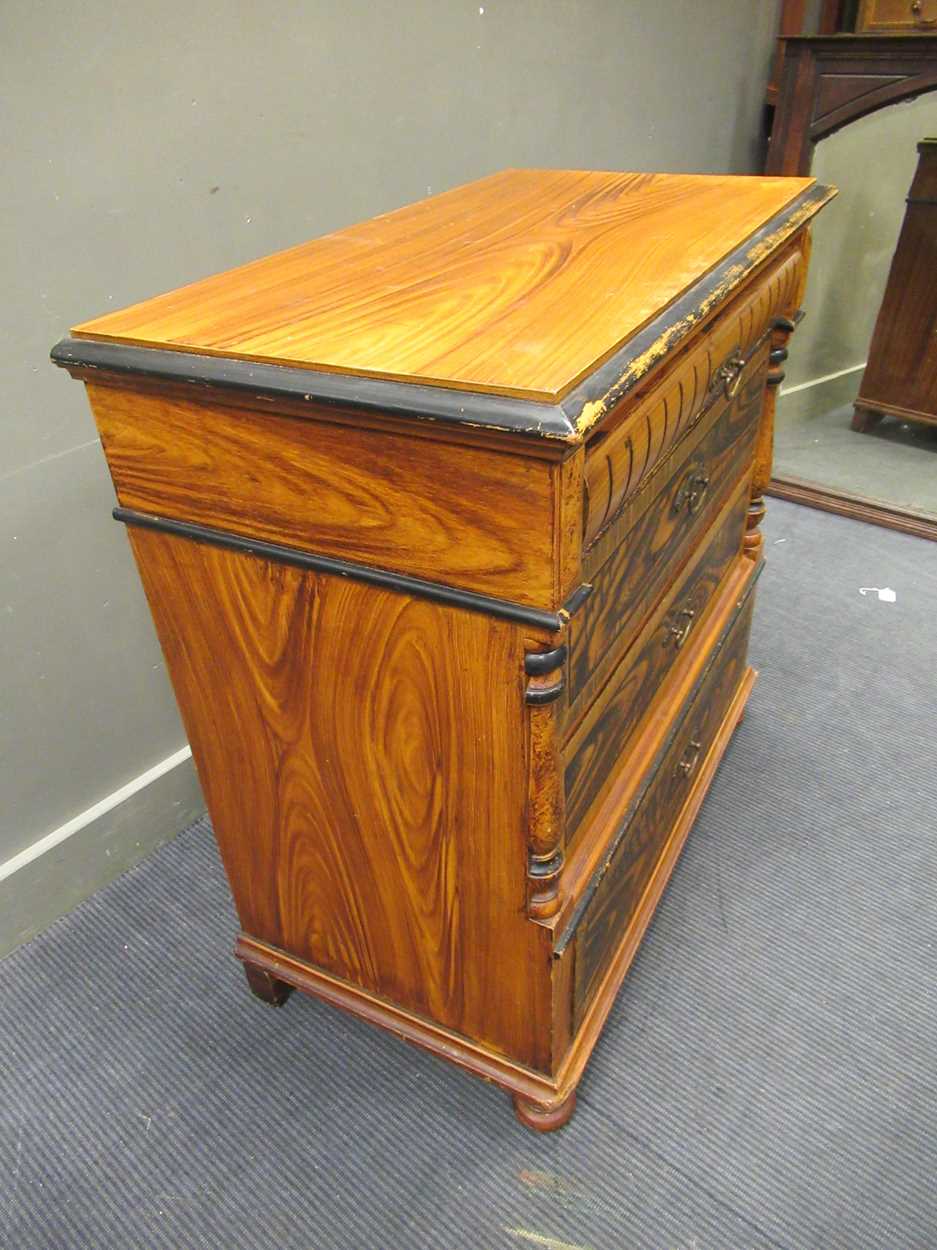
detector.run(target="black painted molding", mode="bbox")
[53,339,575,441]
[525,678,566,706]
[113,507,571,632]
[524,644,568,677]
[51,184,831,443]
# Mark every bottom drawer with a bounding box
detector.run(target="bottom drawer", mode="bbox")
[570,583,756,1026]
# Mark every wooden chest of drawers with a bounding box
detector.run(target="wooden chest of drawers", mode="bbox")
[52,169,832,1131]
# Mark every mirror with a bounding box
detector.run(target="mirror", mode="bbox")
[773,94,937,529]
[774,96,934,527]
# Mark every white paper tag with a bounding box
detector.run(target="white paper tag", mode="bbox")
[859,586,897,603]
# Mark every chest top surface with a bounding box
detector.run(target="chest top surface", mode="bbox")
[72,169,821,406]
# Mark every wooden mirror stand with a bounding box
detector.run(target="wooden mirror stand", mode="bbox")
[765,34,937,542]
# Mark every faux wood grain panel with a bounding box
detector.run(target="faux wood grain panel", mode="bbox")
[564,480,750,846]
[87,381,557,607]
[126,527,554,1070]
[572,591,755,1025]
[72,169,814,402]
[568,344,768,708]
[582,242,805,549]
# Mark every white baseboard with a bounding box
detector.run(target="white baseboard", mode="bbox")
[779,361,866,399]
[0,746,205,959]
[778,362,867,426]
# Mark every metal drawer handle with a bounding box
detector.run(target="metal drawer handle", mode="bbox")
[665,607,696,649]
[676,739,702,779]
[687,473,710,513]
[673,468,710,515]
[911,0,937,26]
[714,351,746,399]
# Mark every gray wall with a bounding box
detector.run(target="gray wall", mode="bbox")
[0,0,780,947]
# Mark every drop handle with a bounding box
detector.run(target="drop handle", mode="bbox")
[665,607,696,649]
[715,352,746,399]
[911,0,937,26]
[676,739,702,779]
[673,467,711,515]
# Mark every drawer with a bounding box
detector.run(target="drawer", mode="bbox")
[570,585,756,1028]
[84,381,557,607]
[856,0,937,31]
[582,242,804,555]
[563,474,749,854]
[568,339,767,712]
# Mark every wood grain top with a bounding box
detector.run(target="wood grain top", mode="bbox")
[72,169,817,403]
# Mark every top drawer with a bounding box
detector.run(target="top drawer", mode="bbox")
[582,242,805,556]
[83,381,558,608]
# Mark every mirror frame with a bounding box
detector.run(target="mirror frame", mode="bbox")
[765,34,937,542]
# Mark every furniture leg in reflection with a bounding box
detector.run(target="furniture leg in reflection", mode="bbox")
[52,170,831,1131]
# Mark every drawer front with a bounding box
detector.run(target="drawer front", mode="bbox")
[563,476,749,851]
[571,587,756,1026]
[582,243,804,555]
[857,0,937,30]
[568,341,767,710]
[84,381,557,608]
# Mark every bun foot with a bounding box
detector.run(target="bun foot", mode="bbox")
[512,1090,577,1132]
[851,405,883,434]
[244,964,293,1006]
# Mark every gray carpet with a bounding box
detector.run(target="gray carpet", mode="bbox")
[2,498,936,1250]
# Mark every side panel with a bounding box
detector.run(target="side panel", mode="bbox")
[127,527,554,1070]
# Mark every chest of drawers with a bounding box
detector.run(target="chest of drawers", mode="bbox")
[52,169,832,1131]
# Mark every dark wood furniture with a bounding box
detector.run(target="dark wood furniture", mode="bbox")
[766,34,937,540]
[766,35,937,177]
[52,170,830,1131]
[853,139,937,431]
[857,0,937,32]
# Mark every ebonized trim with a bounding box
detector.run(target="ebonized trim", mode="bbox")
[525,679,565,706]
[562,583,594,617]
[53,339,575,441]
[113,508,572,630]
[51,185,830,443]
[524,645,568,676]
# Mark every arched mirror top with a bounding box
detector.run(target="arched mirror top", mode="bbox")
[768,35,937,175]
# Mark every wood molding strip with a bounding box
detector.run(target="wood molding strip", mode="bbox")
[767,477,937,542]
[235,935,564,1104]
[113,506,587,630]
[53,337,575,441]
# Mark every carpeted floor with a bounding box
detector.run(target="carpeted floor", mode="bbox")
[2,498,936,1250]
